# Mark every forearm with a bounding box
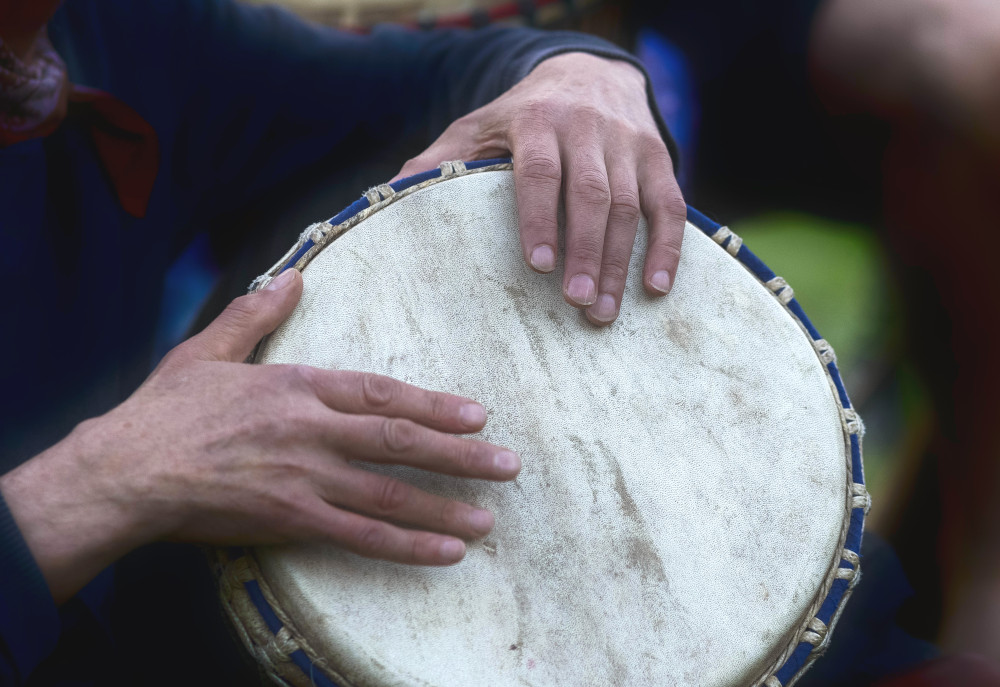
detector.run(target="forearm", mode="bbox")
[162,0,675,215]
[0,419,152,605]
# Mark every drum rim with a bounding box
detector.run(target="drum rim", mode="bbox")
[215,159,868,687]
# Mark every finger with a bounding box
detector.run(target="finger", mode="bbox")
[562,145,611,307]
[303,369,488,434]
[586,156,640,326]
[327,467,495,540]
[637,140,686,296]
[391,116,508,182]
[309,502,468,565]
[329,414,521,481]
[182,269,303,363]
[512,129,561,274]
[391,139,469,182]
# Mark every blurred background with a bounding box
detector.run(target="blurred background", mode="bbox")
[154,0,998,676]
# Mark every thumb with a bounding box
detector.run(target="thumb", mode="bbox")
[390,115,508,182]
[186,269,303,362]
[391,140,468,182]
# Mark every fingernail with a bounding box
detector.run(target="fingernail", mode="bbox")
[468,508,495,535]
[459,403,487,427]
[529,245,555,273]
[588,294,618,323]
[494,450,521,474]
[264,269,296,291]
[566,274,596,306]
[440,539,465,562]
[650,270,672,294]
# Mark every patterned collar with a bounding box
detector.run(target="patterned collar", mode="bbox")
[1,30,160,217]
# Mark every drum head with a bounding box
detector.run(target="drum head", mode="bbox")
[218,161,866,687]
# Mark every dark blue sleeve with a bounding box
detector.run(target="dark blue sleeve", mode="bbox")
[50,0,673,229]
[0,492,59,685]
[164,0,676,221]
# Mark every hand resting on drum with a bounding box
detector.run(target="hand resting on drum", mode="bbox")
[0,269,521,604]
[393,53,687,327]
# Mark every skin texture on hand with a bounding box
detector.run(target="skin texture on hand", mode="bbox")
[0,270,521,604]
[394,52,687,326]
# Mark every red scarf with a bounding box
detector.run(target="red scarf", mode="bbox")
[0,30,159,217]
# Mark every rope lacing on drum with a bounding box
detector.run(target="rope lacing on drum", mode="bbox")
[301,221,334,244]
[842,408,864,438]
[842,548,860,568]
[257,625,298,668]
[764,276,795,305]
[813,338,837,364]
[851,482,871,514]
[439,159,468,176]
[710,225,743,256]
[218,555,254,601]
[364,184,396,205]
[764,676,783,687]
[801,617,829,647]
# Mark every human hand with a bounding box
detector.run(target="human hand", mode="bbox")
[394,52,686,326]
[0,269,520,603]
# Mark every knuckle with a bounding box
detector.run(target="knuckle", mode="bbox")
[663,192,687,221]
[638,133,671,160]
[157,344,188,369]
[609,189,642,225]
[662,241,683,263]
[600,258,629,285]
[568,105,607,132]
[379,418,420,456]
[361,374,398,409]
[426,392,450,424]
[410,533,430,562]
[451,440,479,474]
[517,152,561,186]
[568,234,605,265]
[578,104,607,122]
[515,99,557,127]
[650,240,682,271]
[439,499,466,529]
[284,364,316,390]
[353,522,388,556]
[568,170,611,206]
[374,478,410,515]
[224,295,261,329]
[285,408,325,439]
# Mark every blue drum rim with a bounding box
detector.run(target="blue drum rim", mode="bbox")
[217,158,867,687]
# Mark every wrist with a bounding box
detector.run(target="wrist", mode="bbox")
[0,418,157,603]
[533,51,646,89]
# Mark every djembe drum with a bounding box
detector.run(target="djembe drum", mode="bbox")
[216,159,867,687]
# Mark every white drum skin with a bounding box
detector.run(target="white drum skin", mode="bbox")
[225,165,860,687]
